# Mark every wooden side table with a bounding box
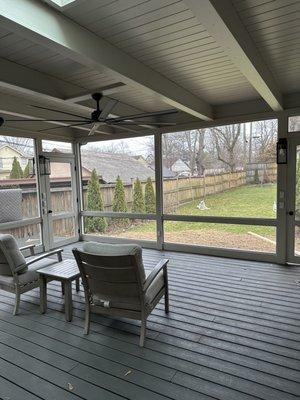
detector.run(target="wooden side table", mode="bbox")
[37,259,80,322]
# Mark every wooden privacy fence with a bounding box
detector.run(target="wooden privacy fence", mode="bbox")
[162,171,245,212]
[81,170,246,212]
[0,167,276,241]
[2,170,250,220]
[246,162,277,184]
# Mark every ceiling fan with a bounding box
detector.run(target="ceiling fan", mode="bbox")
[0,93,178,135]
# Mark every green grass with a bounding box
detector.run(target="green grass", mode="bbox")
[126,184,277,238]
[178,183,276,218]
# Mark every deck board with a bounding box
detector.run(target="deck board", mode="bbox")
[0,242,300,399]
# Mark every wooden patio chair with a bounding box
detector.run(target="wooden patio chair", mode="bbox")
[0,234,63,315]
[73,242,169,347]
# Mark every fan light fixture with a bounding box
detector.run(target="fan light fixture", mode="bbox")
[0,93,178,136]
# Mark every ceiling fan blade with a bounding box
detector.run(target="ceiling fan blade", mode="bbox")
[106,109,178,123]
[3,119,88,122]
[111,120,176,126]
[30,105,90,120]
[88,122,101,136]
[38,122,92,132]
[100,99,118,120]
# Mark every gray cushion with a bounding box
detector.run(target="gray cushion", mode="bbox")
[0,234,27,276]
[83,241,146,282]
[0,256,57,288]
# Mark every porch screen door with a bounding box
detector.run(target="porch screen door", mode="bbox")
[286,138,300,263]
[42,156,79,249]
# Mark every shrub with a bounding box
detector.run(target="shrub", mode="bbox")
[10,157,23,179]
[23,162,30,178]
[132,178,145,213]
[112,176,128,227]
[86,169,107,233]
[144,177,156,213]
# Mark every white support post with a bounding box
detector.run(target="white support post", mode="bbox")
[74,142,83,240]
[154,132,164,250]
[276,114,288,264]
[35,139,50,251]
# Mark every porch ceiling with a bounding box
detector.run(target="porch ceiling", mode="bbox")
[0,0,299,141]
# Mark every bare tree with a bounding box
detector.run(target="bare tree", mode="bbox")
[93,139,131,154]
[289,116,300,132]
[177,129,207,175]
[253,119,277,162]
[0,135,33,155]
[211,124,243,172]
[146,130,208,175]
[162,134,180,169]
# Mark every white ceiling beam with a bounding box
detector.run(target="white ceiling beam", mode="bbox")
[2,124,74,141]
[184,0,283,111]
[0,0,213,121]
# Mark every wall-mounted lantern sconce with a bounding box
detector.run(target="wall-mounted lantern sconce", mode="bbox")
[39,155,51,175]
[277,138,287,164]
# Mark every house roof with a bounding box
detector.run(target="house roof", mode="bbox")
[0,144,26,158]
[148,162,175,179]
[81,152,154,184]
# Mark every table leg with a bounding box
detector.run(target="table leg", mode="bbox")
[76,277,80,292]
[40,276,47,314]
[64,280,73,322]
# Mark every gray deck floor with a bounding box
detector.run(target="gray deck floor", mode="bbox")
[1,243,300,400]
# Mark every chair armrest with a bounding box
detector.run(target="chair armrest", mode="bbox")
[20,243,36,256]
[143,259,169,291]
[26,248,63,266]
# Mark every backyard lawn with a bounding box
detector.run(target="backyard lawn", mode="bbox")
[107,184,277,252]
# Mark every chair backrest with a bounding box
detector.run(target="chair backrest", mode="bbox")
[73,242,146,310]
[0,234,27,276]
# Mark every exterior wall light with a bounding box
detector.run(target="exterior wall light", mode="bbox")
[39,155,51,175]
[277,138,287,164]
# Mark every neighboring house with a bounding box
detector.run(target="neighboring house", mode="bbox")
[148,162,176,179]
[171,159,191,175]
[0,144,28,179]
[145,154,154,164]
[133,155,148,166]
[50,162,91,179]
[81,152,155,183]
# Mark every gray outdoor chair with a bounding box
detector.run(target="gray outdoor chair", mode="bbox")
[73,242,169,347]
[0,234,63,315]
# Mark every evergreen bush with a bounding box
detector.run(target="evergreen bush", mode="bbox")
[132,177,145,213]
[144,177,156,213]
[112,176,128,227]
[10,157,23,179]
[23,162,30,178]
[86,169,107,233]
